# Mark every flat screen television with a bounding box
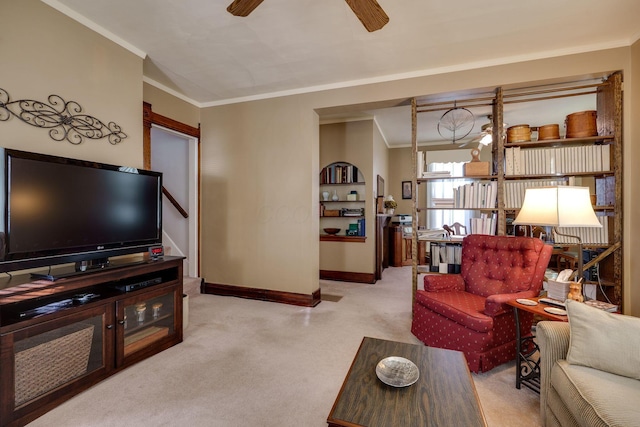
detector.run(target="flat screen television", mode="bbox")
[0,148,162,279]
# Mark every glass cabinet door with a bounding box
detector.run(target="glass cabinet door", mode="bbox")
[6,305,111,411]
[117,285,178,364]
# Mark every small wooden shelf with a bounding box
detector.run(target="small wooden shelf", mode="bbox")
[504,135,614,148]
[417,175,495,182]
[584,279,615,287]
[124,313,172,335]
[504,171,614,179]
[124,326,170,356]
[320,235,366,242]
[320,181,365,186]
[417,207,497,212]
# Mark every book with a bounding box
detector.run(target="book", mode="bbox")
[584,299,618,312]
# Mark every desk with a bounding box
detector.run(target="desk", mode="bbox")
[505,298,568,393]
[327,337,486,427]
[388,225,427,267]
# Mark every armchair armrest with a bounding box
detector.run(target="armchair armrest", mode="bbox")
[484,291,539,316]
[423,274,465,292]
[537,321,570,424]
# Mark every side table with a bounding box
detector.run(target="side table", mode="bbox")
[505,297,568,393]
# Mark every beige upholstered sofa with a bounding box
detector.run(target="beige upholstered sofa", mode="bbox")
[537,300,640,426]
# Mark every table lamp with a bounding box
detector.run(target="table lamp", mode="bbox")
[513,186,602,282]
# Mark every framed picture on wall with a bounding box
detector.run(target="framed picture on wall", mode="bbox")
[377,175,384,198]
[402,181,412,199]
[376,196,384,214]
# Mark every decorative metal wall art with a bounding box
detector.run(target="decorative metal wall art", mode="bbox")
[0,88,127,145]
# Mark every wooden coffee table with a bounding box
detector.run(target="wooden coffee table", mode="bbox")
[327,337,487,427]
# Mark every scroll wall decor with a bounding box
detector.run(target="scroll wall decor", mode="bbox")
[0,88,127,145]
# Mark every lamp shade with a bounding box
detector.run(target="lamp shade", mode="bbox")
[513,186,602,227]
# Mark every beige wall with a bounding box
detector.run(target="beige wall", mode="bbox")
[0,0,143,168]
[388,147,413,215]
[319,121,376,274]
[143,83,200,129]
[200,97,320,295]
[372,120,390,202]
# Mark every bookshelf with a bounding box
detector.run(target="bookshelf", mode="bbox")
[319,162,366,242]
[410,72,623,308]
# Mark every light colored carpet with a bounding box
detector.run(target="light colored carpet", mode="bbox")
[28,267,540,426]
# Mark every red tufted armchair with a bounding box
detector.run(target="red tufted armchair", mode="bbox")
[411,234,552,373]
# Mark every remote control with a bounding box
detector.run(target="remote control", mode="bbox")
[539,297,566,308]
[72,293,99,304]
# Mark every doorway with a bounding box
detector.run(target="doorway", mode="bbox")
[151,126,199,277]
[143,102,201,278]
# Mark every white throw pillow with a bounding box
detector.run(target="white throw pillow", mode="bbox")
[566,299,640,380]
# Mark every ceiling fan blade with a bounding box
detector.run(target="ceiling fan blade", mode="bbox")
[344,0,389,32]
[227,0,264,17]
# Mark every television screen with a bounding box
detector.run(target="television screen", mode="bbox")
[0,148,162,276]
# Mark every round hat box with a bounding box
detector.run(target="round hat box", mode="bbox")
[507,124,531,143]
[538,124,560,140]
[565,110,597,138]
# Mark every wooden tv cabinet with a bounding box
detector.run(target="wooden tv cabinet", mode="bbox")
[0,256,184,427]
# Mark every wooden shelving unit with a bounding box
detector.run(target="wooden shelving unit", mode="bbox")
[410,72,623,308]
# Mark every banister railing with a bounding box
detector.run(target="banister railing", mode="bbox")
[162,186,188,219]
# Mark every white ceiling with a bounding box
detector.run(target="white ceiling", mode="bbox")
[44,0,640,147]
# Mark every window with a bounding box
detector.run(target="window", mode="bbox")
[425,162,474,232]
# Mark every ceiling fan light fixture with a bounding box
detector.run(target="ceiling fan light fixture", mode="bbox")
[478,133,493,146]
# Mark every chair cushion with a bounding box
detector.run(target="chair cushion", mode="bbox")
[566,299,640,380]
[460,235,548,297]
[551,360,640,426]
[423,273,465,292]
[415,290,492,333]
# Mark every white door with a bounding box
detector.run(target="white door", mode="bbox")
[150,125,199,277]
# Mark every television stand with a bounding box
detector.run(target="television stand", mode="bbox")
[0,256,184,427]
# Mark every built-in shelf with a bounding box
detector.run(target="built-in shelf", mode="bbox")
[320,182,365,186]
[320,235,366,243]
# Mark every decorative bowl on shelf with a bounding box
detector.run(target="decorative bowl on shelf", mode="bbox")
[323,228,341,235]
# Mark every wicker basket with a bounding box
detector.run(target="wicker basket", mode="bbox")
[565,110,597,138]
[538,124,560,140]
[507,124,531,143]
[14,323,94,406]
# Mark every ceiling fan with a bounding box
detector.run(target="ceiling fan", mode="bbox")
[469,115,507,148]
[226,0,389,32]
